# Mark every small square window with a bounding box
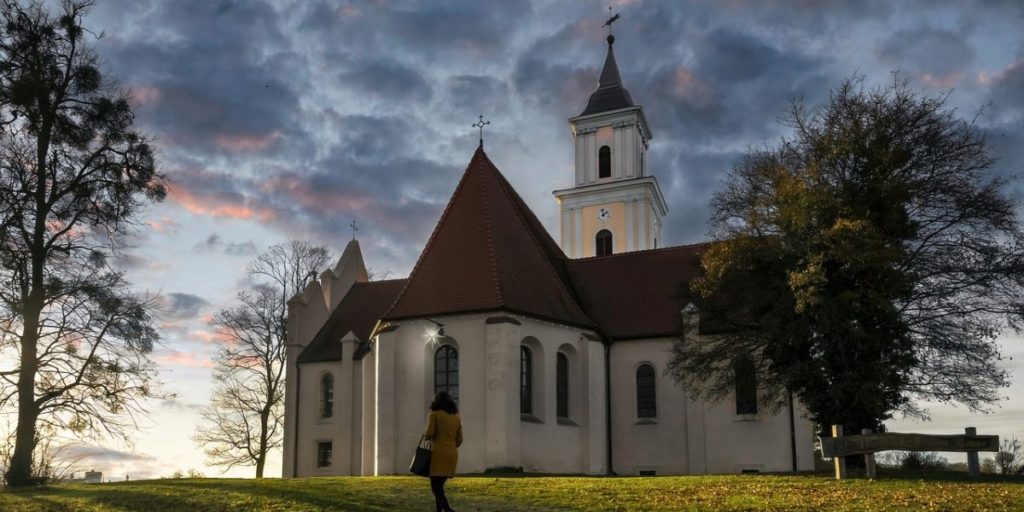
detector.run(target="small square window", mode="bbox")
[317,441,332,468]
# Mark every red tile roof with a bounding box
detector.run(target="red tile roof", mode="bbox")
[382,147,595,329]
[566,244,708,340]
[297,279,407,364]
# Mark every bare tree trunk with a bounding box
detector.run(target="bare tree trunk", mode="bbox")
[5,111,51,487]
[7,324,39,486]
[255,406,272,478]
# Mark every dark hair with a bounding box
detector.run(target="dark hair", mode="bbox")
[430,391,458,414]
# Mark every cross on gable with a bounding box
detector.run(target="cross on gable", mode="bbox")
[472,114,490,148]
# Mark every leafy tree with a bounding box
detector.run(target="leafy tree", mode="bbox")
[193,241,330,478]
[0,0,165,487]
[669,77,1024,434]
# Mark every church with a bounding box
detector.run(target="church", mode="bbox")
[282,33,816,477]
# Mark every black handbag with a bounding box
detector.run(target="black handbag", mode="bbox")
[409,435,432,477]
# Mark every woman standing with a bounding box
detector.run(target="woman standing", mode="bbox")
[424,391,462,512]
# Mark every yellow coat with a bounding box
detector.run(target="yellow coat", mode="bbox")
[424,410,462,477]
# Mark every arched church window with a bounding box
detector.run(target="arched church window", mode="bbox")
[434,345,459,402]
[556,352,569,419]
[596,229,613,257]
[636,364,657,418]
[520,346,532,415]
[320,374,334,418]
[734,357,758,415]
[598,145,611,178]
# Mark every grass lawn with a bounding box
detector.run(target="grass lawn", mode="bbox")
[1,471,1023,511]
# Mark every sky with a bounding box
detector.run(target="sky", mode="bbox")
[16,0,1024,479]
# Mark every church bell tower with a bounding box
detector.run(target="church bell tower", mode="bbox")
[553,33,667,259]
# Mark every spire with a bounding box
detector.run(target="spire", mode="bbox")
[580,34,635,116]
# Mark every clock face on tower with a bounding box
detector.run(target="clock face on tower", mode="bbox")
[597,207,611,223]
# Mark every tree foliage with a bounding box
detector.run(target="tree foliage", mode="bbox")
[193,241,330,478]
[0,0,165,487]
[669,77,1024,433]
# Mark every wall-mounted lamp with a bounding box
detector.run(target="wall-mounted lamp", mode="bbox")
[427,318,445,338]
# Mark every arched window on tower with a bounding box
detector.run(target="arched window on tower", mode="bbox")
[598,145,611,178]
[556,352,569,419]
[596,229,613,257]
[435,345,459,402]
[734,357,758,415]
[520,346,532,415]
[320,374,334,418]
[636,364,657,418]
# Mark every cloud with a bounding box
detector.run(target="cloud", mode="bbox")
[145,216,181,235]
[337,58,433,103]
[877,27,974,87]
[158,398,204,413]
[169,169,278,222]
[193,233,222,253]
[154,350,214,369]
[225,241,258,257]
[162,293,210,320]
[64,445,158,464]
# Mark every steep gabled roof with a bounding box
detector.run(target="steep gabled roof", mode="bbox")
[566,244,708,340]
[297,279,406,364]
[382,147,595,329]
[580,35,635,116]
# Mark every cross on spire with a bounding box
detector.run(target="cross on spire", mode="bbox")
[350,220,358,241]
[472,114,490,148]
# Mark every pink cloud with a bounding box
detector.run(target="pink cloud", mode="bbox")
[671,67,714,105]
[978,58,1024,87]
[261,174,375,212]
[155,350,214,369]
[145,216,181,234]
[193,329,236,346]
[168,180,277,222]
[130,86,162,105]
[920,72,961,89]
[215,131,282,152]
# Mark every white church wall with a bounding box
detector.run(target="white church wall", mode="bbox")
[284,240,368,477]
[293,361,339,477]
[609,339,692,475]
[360,349,376,476]
[366,314,607,475]
[701,396,816,473]
[609,338,816,475]
[376,315,489,474]
[516,318,606,475]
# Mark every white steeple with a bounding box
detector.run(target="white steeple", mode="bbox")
[553,34,667,258]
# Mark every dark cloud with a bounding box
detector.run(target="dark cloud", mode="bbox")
[440,75,511,120]
[163,293,210,320]
[225,241,258,257]
[338,59,433,103]
[159,398,204,413]
[989,58,1024,114]
[94,0,307,161]
[193,234,222,253]
[64,444,157,464]
[877,27,974,85]
[298,0,531,60]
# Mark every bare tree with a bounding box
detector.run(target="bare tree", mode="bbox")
[994,437,1022,475]
[193,241,330,478]
[0,0,166,487]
